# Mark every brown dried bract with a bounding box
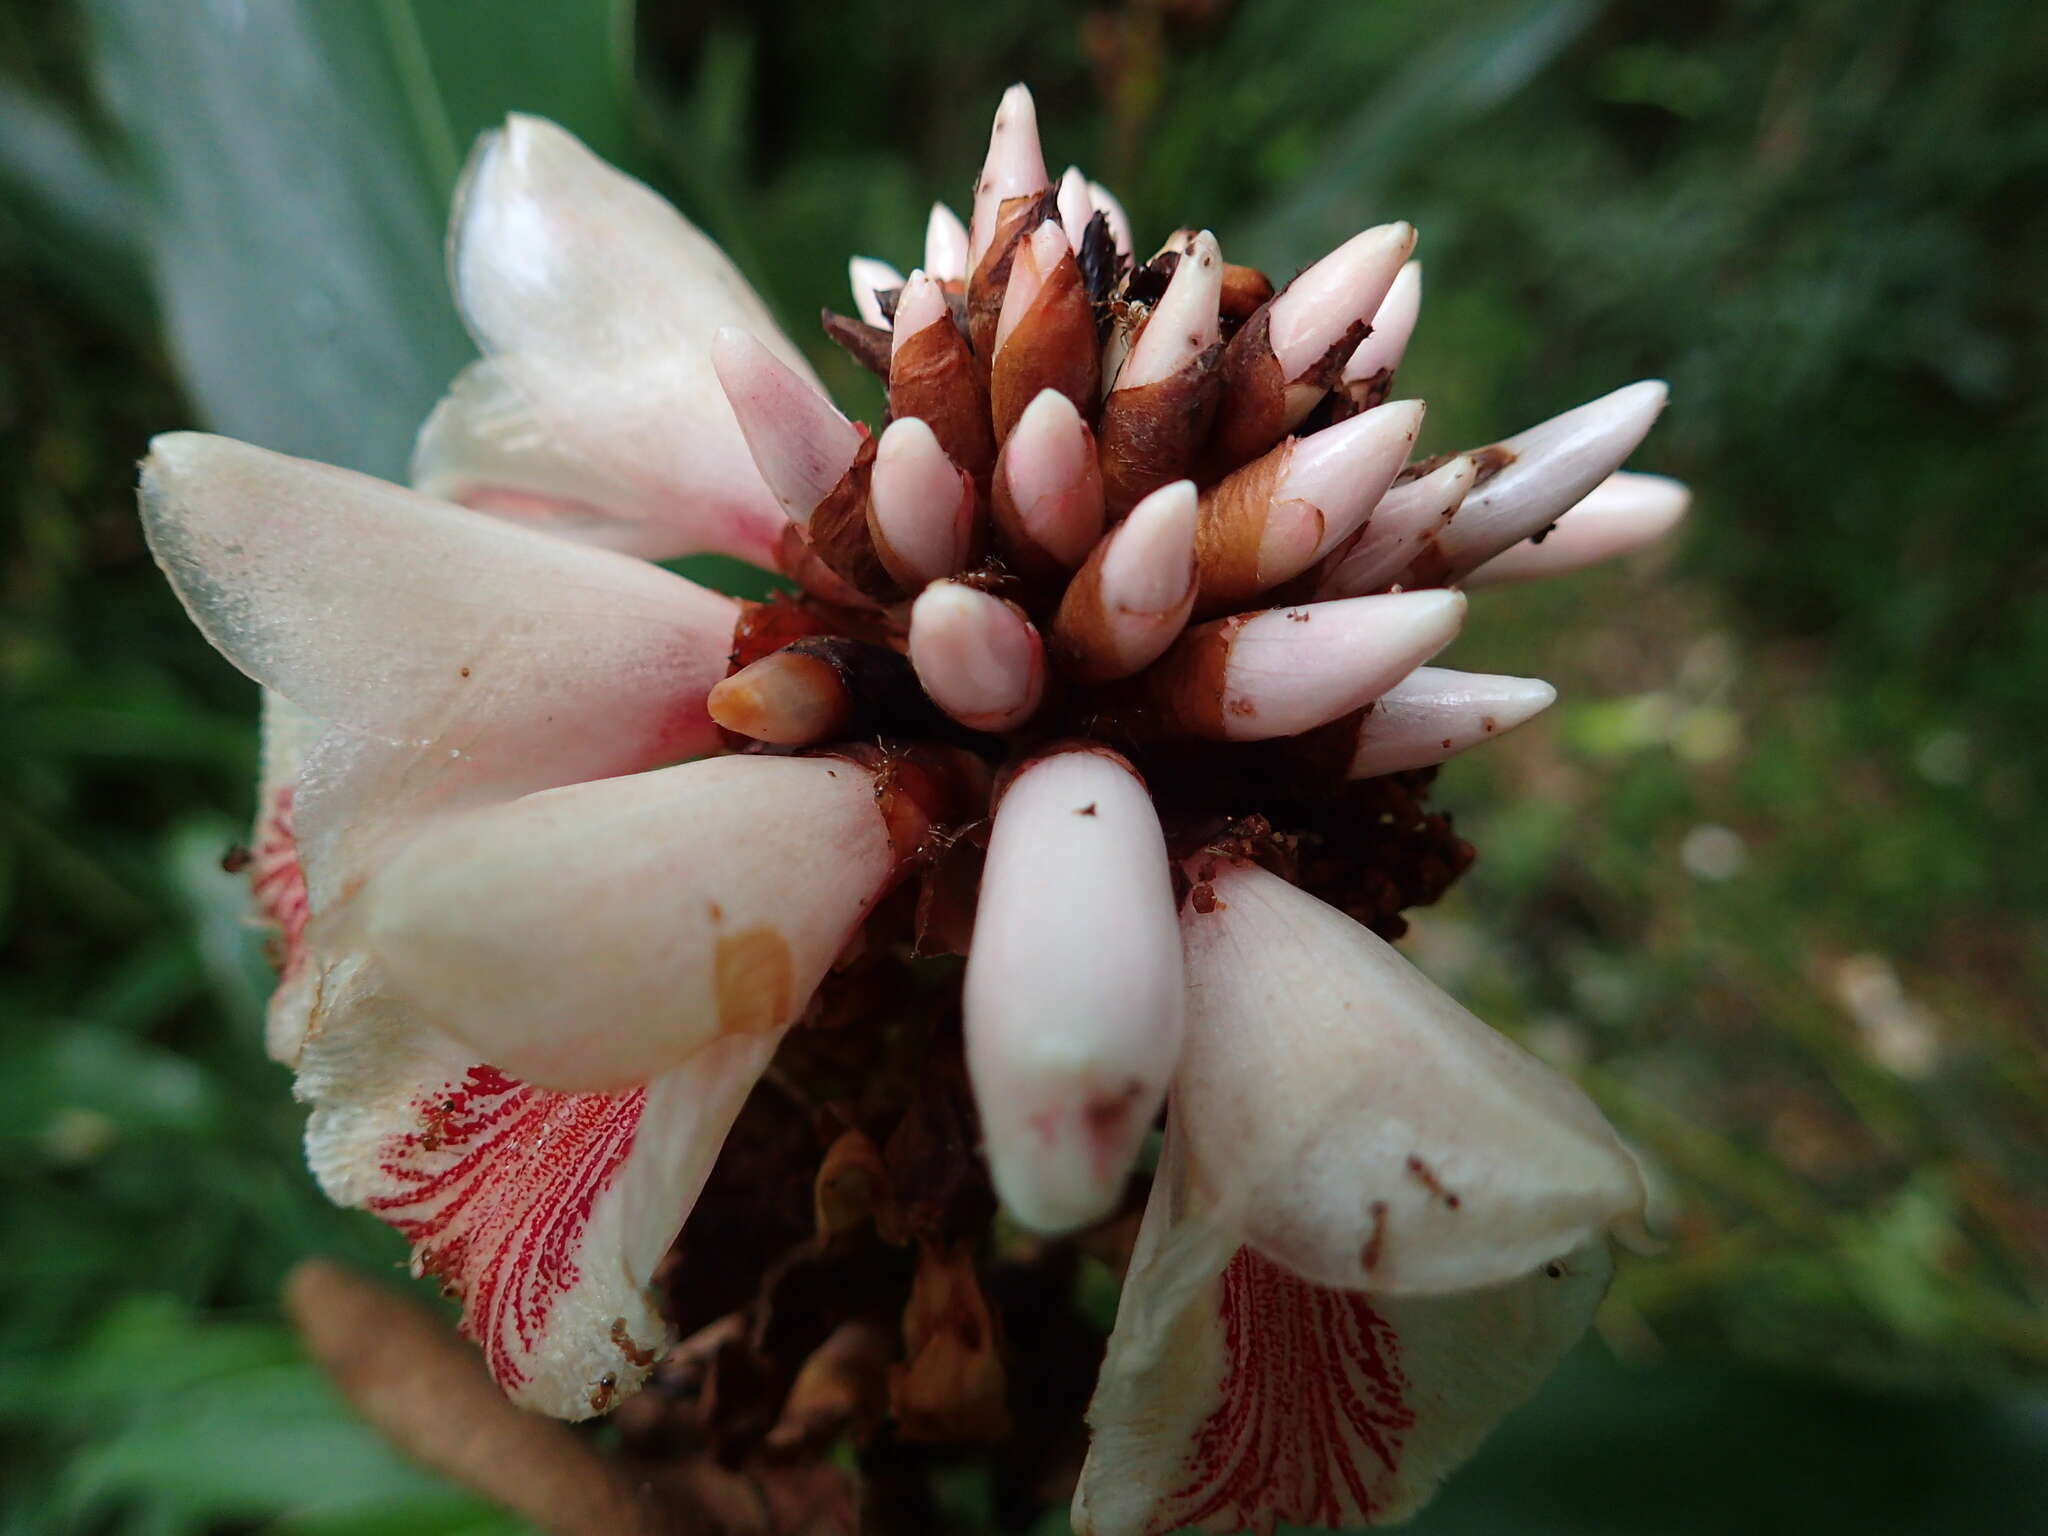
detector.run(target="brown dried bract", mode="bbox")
[965,188,1059,363]
[889,1242,1011,1443]
[820,308,892,380]
[990,244,1101,443]
[889,310,997,486]
[802,434,900,601]
[1095,342,1224,516]
[1207,305,1368,478]
[1192,441,1319,615]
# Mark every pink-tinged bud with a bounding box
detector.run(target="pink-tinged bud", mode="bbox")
[868,417,977,587]
[890,269,952,356]
[1087,179,1134,257]
[1462,470,1691,587]
[1340,259,1423,407]
[890,271,998,484]
[995,220,1070,352]
[1146,589,1466,741]
[1120,231,1222,391]
[992,388,1106,570]
[1053,480,1199,683]
[1316,453,1478,599]
[1267,222,1416,381]
[967,84,1051,275]
[1056,165,1094,252]
[1346,666,1557,778]
[350,756,899,1092]
[965,749,1183,1234]
[711,327,863,525]
[1173,858,1645,1291]
[1281,398,1427,560]
[924,202,970,281]
[1407,380,1670,585]
[848,256,903,330]
[908,581,1046,732]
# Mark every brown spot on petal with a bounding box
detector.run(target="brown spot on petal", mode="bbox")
[716,928,794,1035]
[1403,1154,1462,1209]
[1360,1199,1390,1273]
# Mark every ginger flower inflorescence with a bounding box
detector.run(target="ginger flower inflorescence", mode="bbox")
[142,85,1685,1534]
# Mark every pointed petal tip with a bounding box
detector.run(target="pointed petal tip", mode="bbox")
[924,203,970,280]
[848,256,903,329]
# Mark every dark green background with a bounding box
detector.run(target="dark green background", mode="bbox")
[3,1,2044,1531]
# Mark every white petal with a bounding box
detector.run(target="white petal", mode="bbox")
[1282,399,1427,560]
[297,956,777,1419]
[1342,260,1422,388]
[414,114,818,564]
[344,755,897,1091]
[1088,181,1135,258]
[848,255,904,329]
[1461,470,1691,587]
[924,202,970,281]
[1176,859,1644,1292]
[141,433,738,905]
[1316,454,1477,599]
[964,750,1183,1233]
[1347,667,1557,778]
[1431,381,1669,579]
[1073,1127,1612,1535]
[1193,590,1466,742]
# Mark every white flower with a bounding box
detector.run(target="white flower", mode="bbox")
[142,87,1687,1525]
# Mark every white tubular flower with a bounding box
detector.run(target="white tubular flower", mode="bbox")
[142,84,1689,1520]
[1073,859,1644,1532]
[413,115,823,566]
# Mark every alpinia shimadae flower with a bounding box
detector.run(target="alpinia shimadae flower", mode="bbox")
[140,85,1687,1533]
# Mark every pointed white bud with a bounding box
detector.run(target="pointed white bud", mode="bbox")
[1268,222,1416,380]
[871,417,975,586]
[1282,399,1427,560]
[1342,259,1423,387]
[1433,381,1670,580]
[924,201,970,282]
[1121,230,1222,391]
[1462,470,1691,587]
[711,327,863,525]
[848,256,903,329]
[1315,454,1477,599]
[1347,667,1557,778]
[967,84,1051,273]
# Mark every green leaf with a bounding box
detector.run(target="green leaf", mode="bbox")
[0,85,152,327]
[80,0,638,482]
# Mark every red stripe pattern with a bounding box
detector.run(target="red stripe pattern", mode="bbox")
[1157,1246,1416,1534]
[250,786,310,976]
[365,1064,647,1399]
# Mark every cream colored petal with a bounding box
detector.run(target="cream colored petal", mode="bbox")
[297,955,777,1419]
[964,749,1183,1233]
[1072,1126,1612,1535]
[344,756,896,1091]
[414,114,817,563]
[1461,470,1691,587]
[1176,859,1644,1293]
[142,433,738,910]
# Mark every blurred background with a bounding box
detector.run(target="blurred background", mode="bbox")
[3,0,2044,1531]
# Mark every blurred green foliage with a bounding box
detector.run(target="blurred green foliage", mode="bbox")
[2,0,2044,1531]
